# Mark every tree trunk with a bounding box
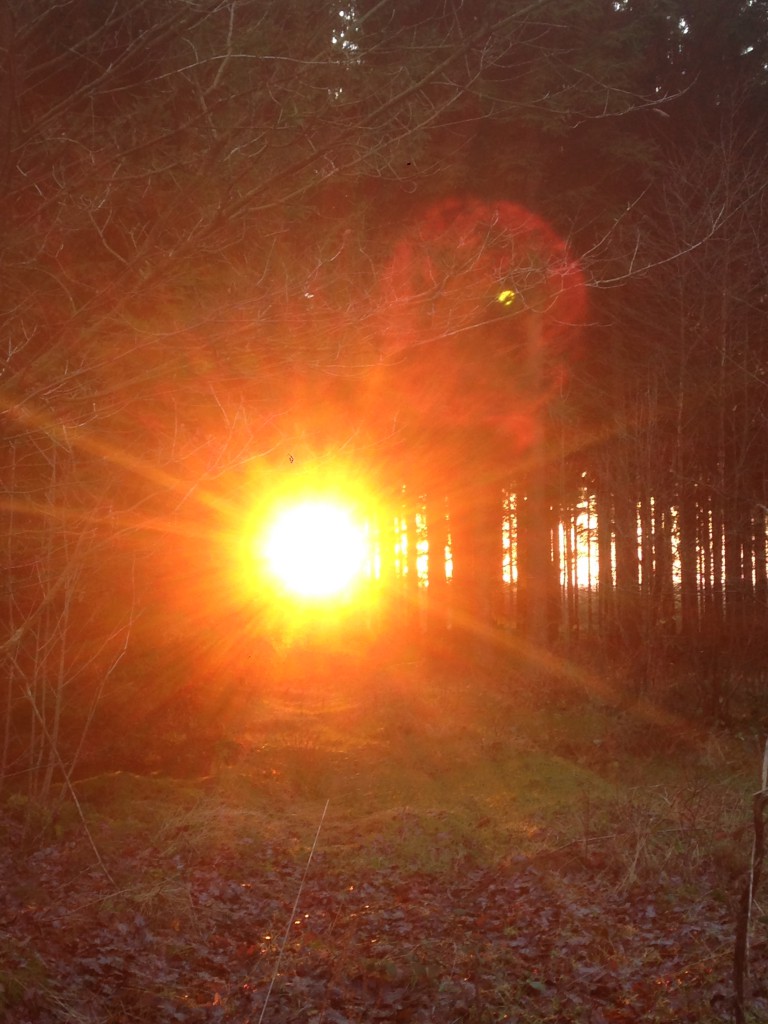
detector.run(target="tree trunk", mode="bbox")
[614,487,640,650]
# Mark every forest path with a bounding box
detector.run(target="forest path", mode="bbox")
[1,677,760,1023]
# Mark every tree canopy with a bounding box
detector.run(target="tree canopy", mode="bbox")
[2,0,768,785]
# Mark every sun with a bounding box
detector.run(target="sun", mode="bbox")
[262,500,368,599]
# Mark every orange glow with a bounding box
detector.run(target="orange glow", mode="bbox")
[232,461,385,632]
[262,500,367,599]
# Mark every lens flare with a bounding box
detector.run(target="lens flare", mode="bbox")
[262,500,367,599]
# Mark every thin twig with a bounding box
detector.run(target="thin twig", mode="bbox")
[733,739,768,1024]
[257,799,329,1024]
[23,684,117,888]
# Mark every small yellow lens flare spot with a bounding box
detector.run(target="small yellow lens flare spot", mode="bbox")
[497,289,516,307]
[263,500,367,599]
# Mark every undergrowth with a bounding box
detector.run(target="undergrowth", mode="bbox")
[64,651,757,885]
[1,651,762,1022]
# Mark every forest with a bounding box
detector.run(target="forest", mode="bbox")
[2,1,768,1022]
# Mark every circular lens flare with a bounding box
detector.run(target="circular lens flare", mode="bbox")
[262,500,367,599]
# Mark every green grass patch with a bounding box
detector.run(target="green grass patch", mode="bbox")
[2,654,761,1024]
[65,656,756,888]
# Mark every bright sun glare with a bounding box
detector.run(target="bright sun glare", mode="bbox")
[262,500,367,599]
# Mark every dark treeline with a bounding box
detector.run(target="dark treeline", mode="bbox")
[2,0,767,788]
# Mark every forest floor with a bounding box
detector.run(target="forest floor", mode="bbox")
[1,652,766,1023]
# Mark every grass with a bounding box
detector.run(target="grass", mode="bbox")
[4,647,763,1022]
[70,648,757,883]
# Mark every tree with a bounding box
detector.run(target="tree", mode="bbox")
[7,0,758,794]
[573,80,768,702]
[2,0,682,788]
[374,197,586,648]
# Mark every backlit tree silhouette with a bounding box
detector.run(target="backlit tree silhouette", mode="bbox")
[377,196,586,645]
